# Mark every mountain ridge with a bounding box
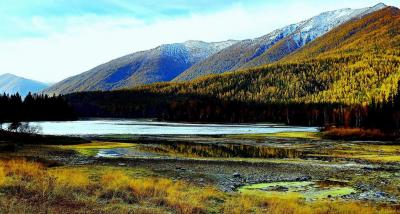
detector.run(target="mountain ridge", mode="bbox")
[44,3,389,95]
[42,40,237,94]
[174,3,387,81]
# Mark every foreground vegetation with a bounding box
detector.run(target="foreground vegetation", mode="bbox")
[0,159,398,214]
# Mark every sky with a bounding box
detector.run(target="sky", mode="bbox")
[0,0,398,83]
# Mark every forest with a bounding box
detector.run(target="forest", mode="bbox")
[64,83,400,133]
[0,93,76,123]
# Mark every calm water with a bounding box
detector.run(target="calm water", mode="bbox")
[25,120,317,136]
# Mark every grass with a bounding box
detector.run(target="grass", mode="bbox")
[0,159,398,214]
[57,141,136,156]
[227,131,321,140]
[309,144,400,163]
[322,128,397,141]
[238,181,357,201]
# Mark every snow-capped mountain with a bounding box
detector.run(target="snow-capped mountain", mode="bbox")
[173,23,301,82]
[241,3,387,68]
[174,3,387,81]
[44,3,388,94]
[43,40,237,94]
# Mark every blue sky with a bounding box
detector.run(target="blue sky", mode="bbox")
[0,0,398,82]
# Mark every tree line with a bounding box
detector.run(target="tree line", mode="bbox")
[0,93,76,123]
[64,85,400,133]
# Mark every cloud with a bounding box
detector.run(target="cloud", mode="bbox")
[0,0,398,82]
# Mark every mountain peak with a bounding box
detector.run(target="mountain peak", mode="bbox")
[0,73,17,78]
[372,3,387,9]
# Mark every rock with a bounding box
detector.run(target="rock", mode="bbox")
[233,172,241,178]
[296,176,311,181]
[269,186,289,192]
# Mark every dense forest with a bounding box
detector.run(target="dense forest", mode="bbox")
[64,86,400,132]
[0,93,76,123]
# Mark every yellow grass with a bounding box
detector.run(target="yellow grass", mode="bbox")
[0,166,5,186]
[228,131,321,140]
[311,144,400,163]
[60,141,136,149]
[0,159,398,214]
[49,169,90,190]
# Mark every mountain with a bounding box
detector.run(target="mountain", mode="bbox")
[71,6,399,105]
[43,40,237,95]
[45,3,389,95]
[0,73,49,96]
[64,6,400,125]
[173,3,387,81]
[174,6,399,105]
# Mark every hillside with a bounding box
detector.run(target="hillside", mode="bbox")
[66,6,400,109]
[173,3,386,81]
[0,73,49,96]
[43,40,237,94]
[146,6,399,105]
[45,4,386,95]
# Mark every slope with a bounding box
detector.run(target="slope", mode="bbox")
[129,6,400,105]
[43,40,237,95]
[174,3,386,82]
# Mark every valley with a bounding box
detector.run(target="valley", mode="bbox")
[1,2,400,213]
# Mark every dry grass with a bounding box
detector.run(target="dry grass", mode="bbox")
[0,166,5,186]
[0,159,398,214]
[222,193,398,214]
[323,128,392,140]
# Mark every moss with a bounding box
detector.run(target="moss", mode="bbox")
[57,141,136,157]
[238,181,356,200]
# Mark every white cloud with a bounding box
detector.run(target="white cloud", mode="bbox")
[0,0,398,82]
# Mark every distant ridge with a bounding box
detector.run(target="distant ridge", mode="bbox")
[0,73,49,96]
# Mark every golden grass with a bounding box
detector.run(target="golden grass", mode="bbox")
[222,193,397,214]
[60,141,136,150]
[57,141,136,156]
[0,159,398,214]
[309,143,400,163]
[0,166,5,186]
[49,169,90,190]
[228,131,321,140]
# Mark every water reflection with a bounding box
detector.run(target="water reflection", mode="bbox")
[140,143,304,158]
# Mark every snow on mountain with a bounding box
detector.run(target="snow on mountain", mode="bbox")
[175,3,387,81]
[289,3,387,48]
[43,40,237,94]
[44,3,388,94]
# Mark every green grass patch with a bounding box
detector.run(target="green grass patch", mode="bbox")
[57,141,136,157]
[238,181,356,200]
[227,131,321,140]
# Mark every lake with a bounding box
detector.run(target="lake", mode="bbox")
[23,120,318,136]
